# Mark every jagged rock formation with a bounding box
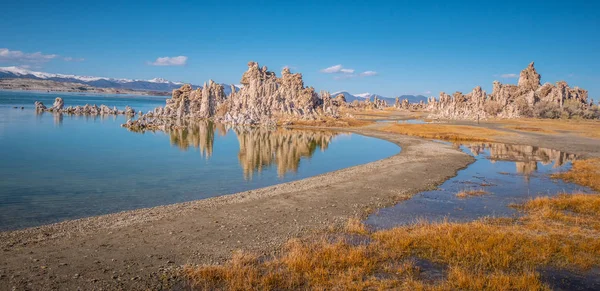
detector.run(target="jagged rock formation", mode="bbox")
[124,62,345,130]
[347,96,388,111]
[427,62,598,120]
[34,97,136,116]
[394,97,426,111]
[51,97,64,110]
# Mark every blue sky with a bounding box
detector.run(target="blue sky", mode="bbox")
[1,0,599,98]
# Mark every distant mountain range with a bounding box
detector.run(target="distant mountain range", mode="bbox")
[0,67,429,103]
[332,91,429,104]
[0,66,238,95]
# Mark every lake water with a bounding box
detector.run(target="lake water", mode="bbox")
[366,142,593,229]
[0,91,400,231]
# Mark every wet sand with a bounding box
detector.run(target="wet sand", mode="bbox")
[0,128,473,290]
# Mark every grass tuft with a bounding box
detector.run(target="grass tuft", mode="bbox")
[345,217,369,235]
[456,189,489,198]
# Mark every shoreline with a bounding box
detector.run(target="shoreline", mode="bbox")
[0,127,474,290]
[0,88,170,98]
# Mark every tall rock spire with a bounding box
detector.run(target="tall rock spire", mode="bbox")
[517,62,541,91]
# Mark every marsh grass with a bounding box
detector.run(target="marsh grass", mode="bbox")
[496,119,600,139]
[456,189,489,198]
[507,126,557,134]
[185,193,600,290]
[552,158,600,191]
[381,124,511,142]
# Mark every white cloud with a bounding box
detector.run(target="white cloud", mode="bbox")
[149,56,188,66]
[322,65,377,80]
[320,64,355,74]
[424,90,432,94]
[360,71,378,77]
[0,48,58,64]
[321,64,343,73]
[63,57,85,62]
[499,73,518,78]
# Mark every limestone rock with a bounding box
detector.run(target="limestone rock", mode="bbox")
[426,62,595,120]
[34,101,47,111]
[50,97,64,111]
[518,62,541,91]
[124,61,345,130]
[33,100,133,116]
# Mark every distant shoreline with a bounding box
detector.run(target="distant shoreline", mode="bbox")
[0,78,171,97]
[0,88,169,98]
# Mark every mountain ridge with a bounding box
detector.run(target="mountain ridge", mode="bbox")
[0,66,196,92]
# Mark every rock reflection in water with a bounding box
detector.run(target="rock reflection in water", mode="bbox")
[366,142,592,230]
[462,142,577,177]
[163,120,340,179]
[164,121,227,157]
[235,127,337,179]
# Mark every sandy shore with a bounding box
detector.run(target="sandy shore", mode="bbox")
[0,127,474,290]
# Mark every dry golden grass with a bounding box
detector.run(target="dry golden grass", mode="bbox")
[496,118,600,139]
[456,189,489,198]
[185,193,600,290]
[345,217,369,235]
[552,158,600,192]
[381,124,511,142]
[506,126,557,134]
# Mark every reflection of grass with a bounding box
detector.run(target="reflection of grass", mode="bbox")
[552,158,600,191]
[381,124,510,142]
[456,189,489,198]
[497,119,600,139]
[185,193,600,290]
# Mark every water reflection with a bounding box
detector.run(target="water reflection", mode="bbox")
[234,127,337,179]
[461,142,577,177]
[165,121,224,157]
[53,112,63,126]
[366,142,591,229]
[162,120,342,179]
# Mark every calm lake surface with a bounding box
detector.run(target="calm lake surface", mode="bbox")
[366,142,593,229]
[0,91,400,231]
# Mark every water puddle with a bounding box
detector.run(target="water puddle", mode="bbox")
[366,142,593,229]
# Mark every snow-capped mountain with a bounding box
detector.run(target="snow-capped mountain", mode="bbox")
[0,66,194,92]
[148,77,183,85]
